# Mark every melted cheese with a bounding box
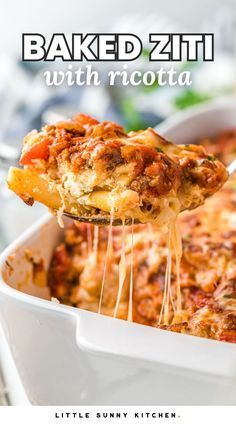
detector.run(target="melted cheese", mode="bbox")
[127,219,134,322]
[171,220,182,312]
[79,189,182,227]
[93,188,183,324]
[158,218,183,325]
[98,211,114,314]
[93,225,99,262]
[80,190,139,216]
[96,207,183,324]
[87,224,92,254]
[113,221,126,318]
[159,228,172,325]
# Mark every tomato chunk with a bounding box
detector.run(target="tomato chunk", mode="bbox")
[73,113,99,128]
[20,137,51,165]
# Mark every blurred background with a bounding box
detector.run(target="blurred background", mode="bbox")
[0,0,236,250]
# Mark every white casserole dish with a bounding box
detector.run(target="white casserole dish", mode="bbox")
[0,97,236,405]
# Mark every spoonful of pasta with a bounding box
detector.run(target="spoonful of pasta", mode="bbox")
[7,114,229,227]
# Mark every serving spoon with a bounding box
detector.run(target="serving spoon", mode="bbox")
[62,158,236,226]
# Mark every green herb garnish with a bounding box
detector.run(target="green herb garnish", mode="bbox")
[120,97,145,132]
[174,89,212,110]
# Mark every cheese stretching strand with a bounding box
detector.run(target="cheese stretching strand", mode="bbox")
[98,212,113,314]
[171,221,182,312]
[128,219,134,322]
[158,222,182,325]
[114,221,126,318]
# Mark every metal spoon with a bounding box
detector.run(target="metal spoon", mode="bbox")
[63,212,139,226]
[227,158,236,177]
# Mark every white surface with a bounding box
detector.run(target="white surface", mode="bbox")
[1,406,236,424]
[156,95,236,142]
[1,99,236,405]
[0,323,29,405]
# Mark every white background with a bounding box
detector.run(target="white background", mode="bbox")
[0,406,236,423]
[0,0,236,55]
